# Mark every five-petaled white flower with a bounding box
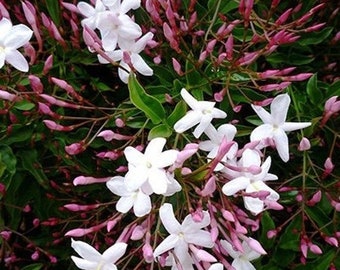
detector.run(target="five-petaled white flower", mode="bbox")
[71,238,127,270]
[98,32,154,83]
[174,88,227,138]
[250,93,311,162]
[222,149,279,215]
[106,176,152,217]
[221,239,262,270]
[153,203,214,269]
[0,18,33,72]
[124,137,178,195]
[199,124,238,170]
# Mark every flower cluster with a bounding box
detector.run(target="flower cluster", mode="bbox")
[77,0,154,83]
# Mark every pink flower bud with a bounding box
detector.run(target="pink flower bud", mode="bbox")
[73,176,111,186]
[29,75,43,93]
[324,236,338,247]
[116,166,128,172]
[63,203,100,211]
[33,218,40,227]
[43,120,74,131]
[281,73,313,81]
[309,243,322,254]
[190,245,217,262]
[107,219,120,232]
[142,243,154,263]
[265,200,284,210]
[0,90,17,101]
[153,55,161,64]
[222,209,235,222]
[236,52,258,66]
[115,118,125,127]
[43,54,53,74]
[49,256,57,263]
[0,231,11,241]
[97,130,132,141]
[191,208,204,222]
[267,229,277,239]
[275,8,292,25]
[199,176,216,196]
[308,190,322,206]
[31,251,39,260]
[131,225,146,240]
[247,237,267,255]
[23,204,31,212]
[0,183,6,196]
[61,2,79,13]
[172,57,183,76]
[304,23,326,32]
[175,143,198,167]
[65,143,85,155]
[298,137,311,151]
[322,157,334,178]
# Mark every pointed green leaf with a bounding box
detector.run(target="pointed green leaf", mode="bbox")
[307,74,322,105]
[128,75,165,124]
[45,0,60,25]
[167,100,187,127]
[148,124,172,140]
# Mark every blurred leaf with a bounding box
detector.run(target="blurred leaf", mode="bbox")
[45,0,60,25]
[18,150,49,189]
[307,74,323,105]
[304,206,332,235]
[0,145,16,199]
[298,27,333,45]
[148,124,172,140]
[21,263,43,270]
[267,53,314,65]
[327,80,340,97]
[0,125,34,145]
[260,212,276,249]
[128,74,165,124]
[14,100,35,111]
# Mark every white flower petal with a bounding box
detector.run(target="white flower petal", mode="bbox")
[153,150,178,168]
[273,128,289,162]
[148,168,168,194]
[270,93,290,125]
[182,211,211,232]
[240,149,261,168]
[124,166,148,190]
[131,53,153,76]
[106,176,131,196]
[153,234,179,258]
[77,2,96,17]
[4,25,32,49]
[71,239,102,261]
[71,256,98,269]
[222,176,250,196]
[281,122,311,132]
[220,239,240,259]
[0,18,12,40]
[251,104,272,124]
[174,110,202,133]
[211,107,227,119]
[0,53,5,69]
[120,0,141,14]
[244,196,265,215]
[118,62,130,83]
[144,137,166,158]
[232,258,256,270]
[124,146,145,165]
[159,203,181,234]
[5,49,29,72]
[133,32,153,53]
[180,88,199,110]
[102,242,127,263]
[133,190,151,217]
[250,124,274,142]
[193,114,212,138]
[185,230,213,248]
[116,196,134,213]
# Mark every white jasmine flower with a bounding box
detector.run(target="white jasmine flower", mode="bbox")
[199,124,238,170]
[124,137,178,195]
[222,149,279,215]
[153,203,213,269]
[71,238,127,270]
[0,18,33,72]
[77,0,106,29]
[106,176,152,217]
[250,93,311,162]
[221,239,261,270]
[174,89,227,138]
[98,32,154,83]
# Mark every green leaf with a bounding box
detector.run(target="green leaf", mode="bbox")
[307,74,322,105]
[0,125,33,144]
[18,150,49,189]
[259,212,276,249]
[0,145,16,199]
[148,124,172,140]
[298,27,333,45]
[167,100,187,127]
[128,75,166,124]
[304,205,332,234]
[45,0,60,25]
[21,263,44,270]
[14,100,35,111]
